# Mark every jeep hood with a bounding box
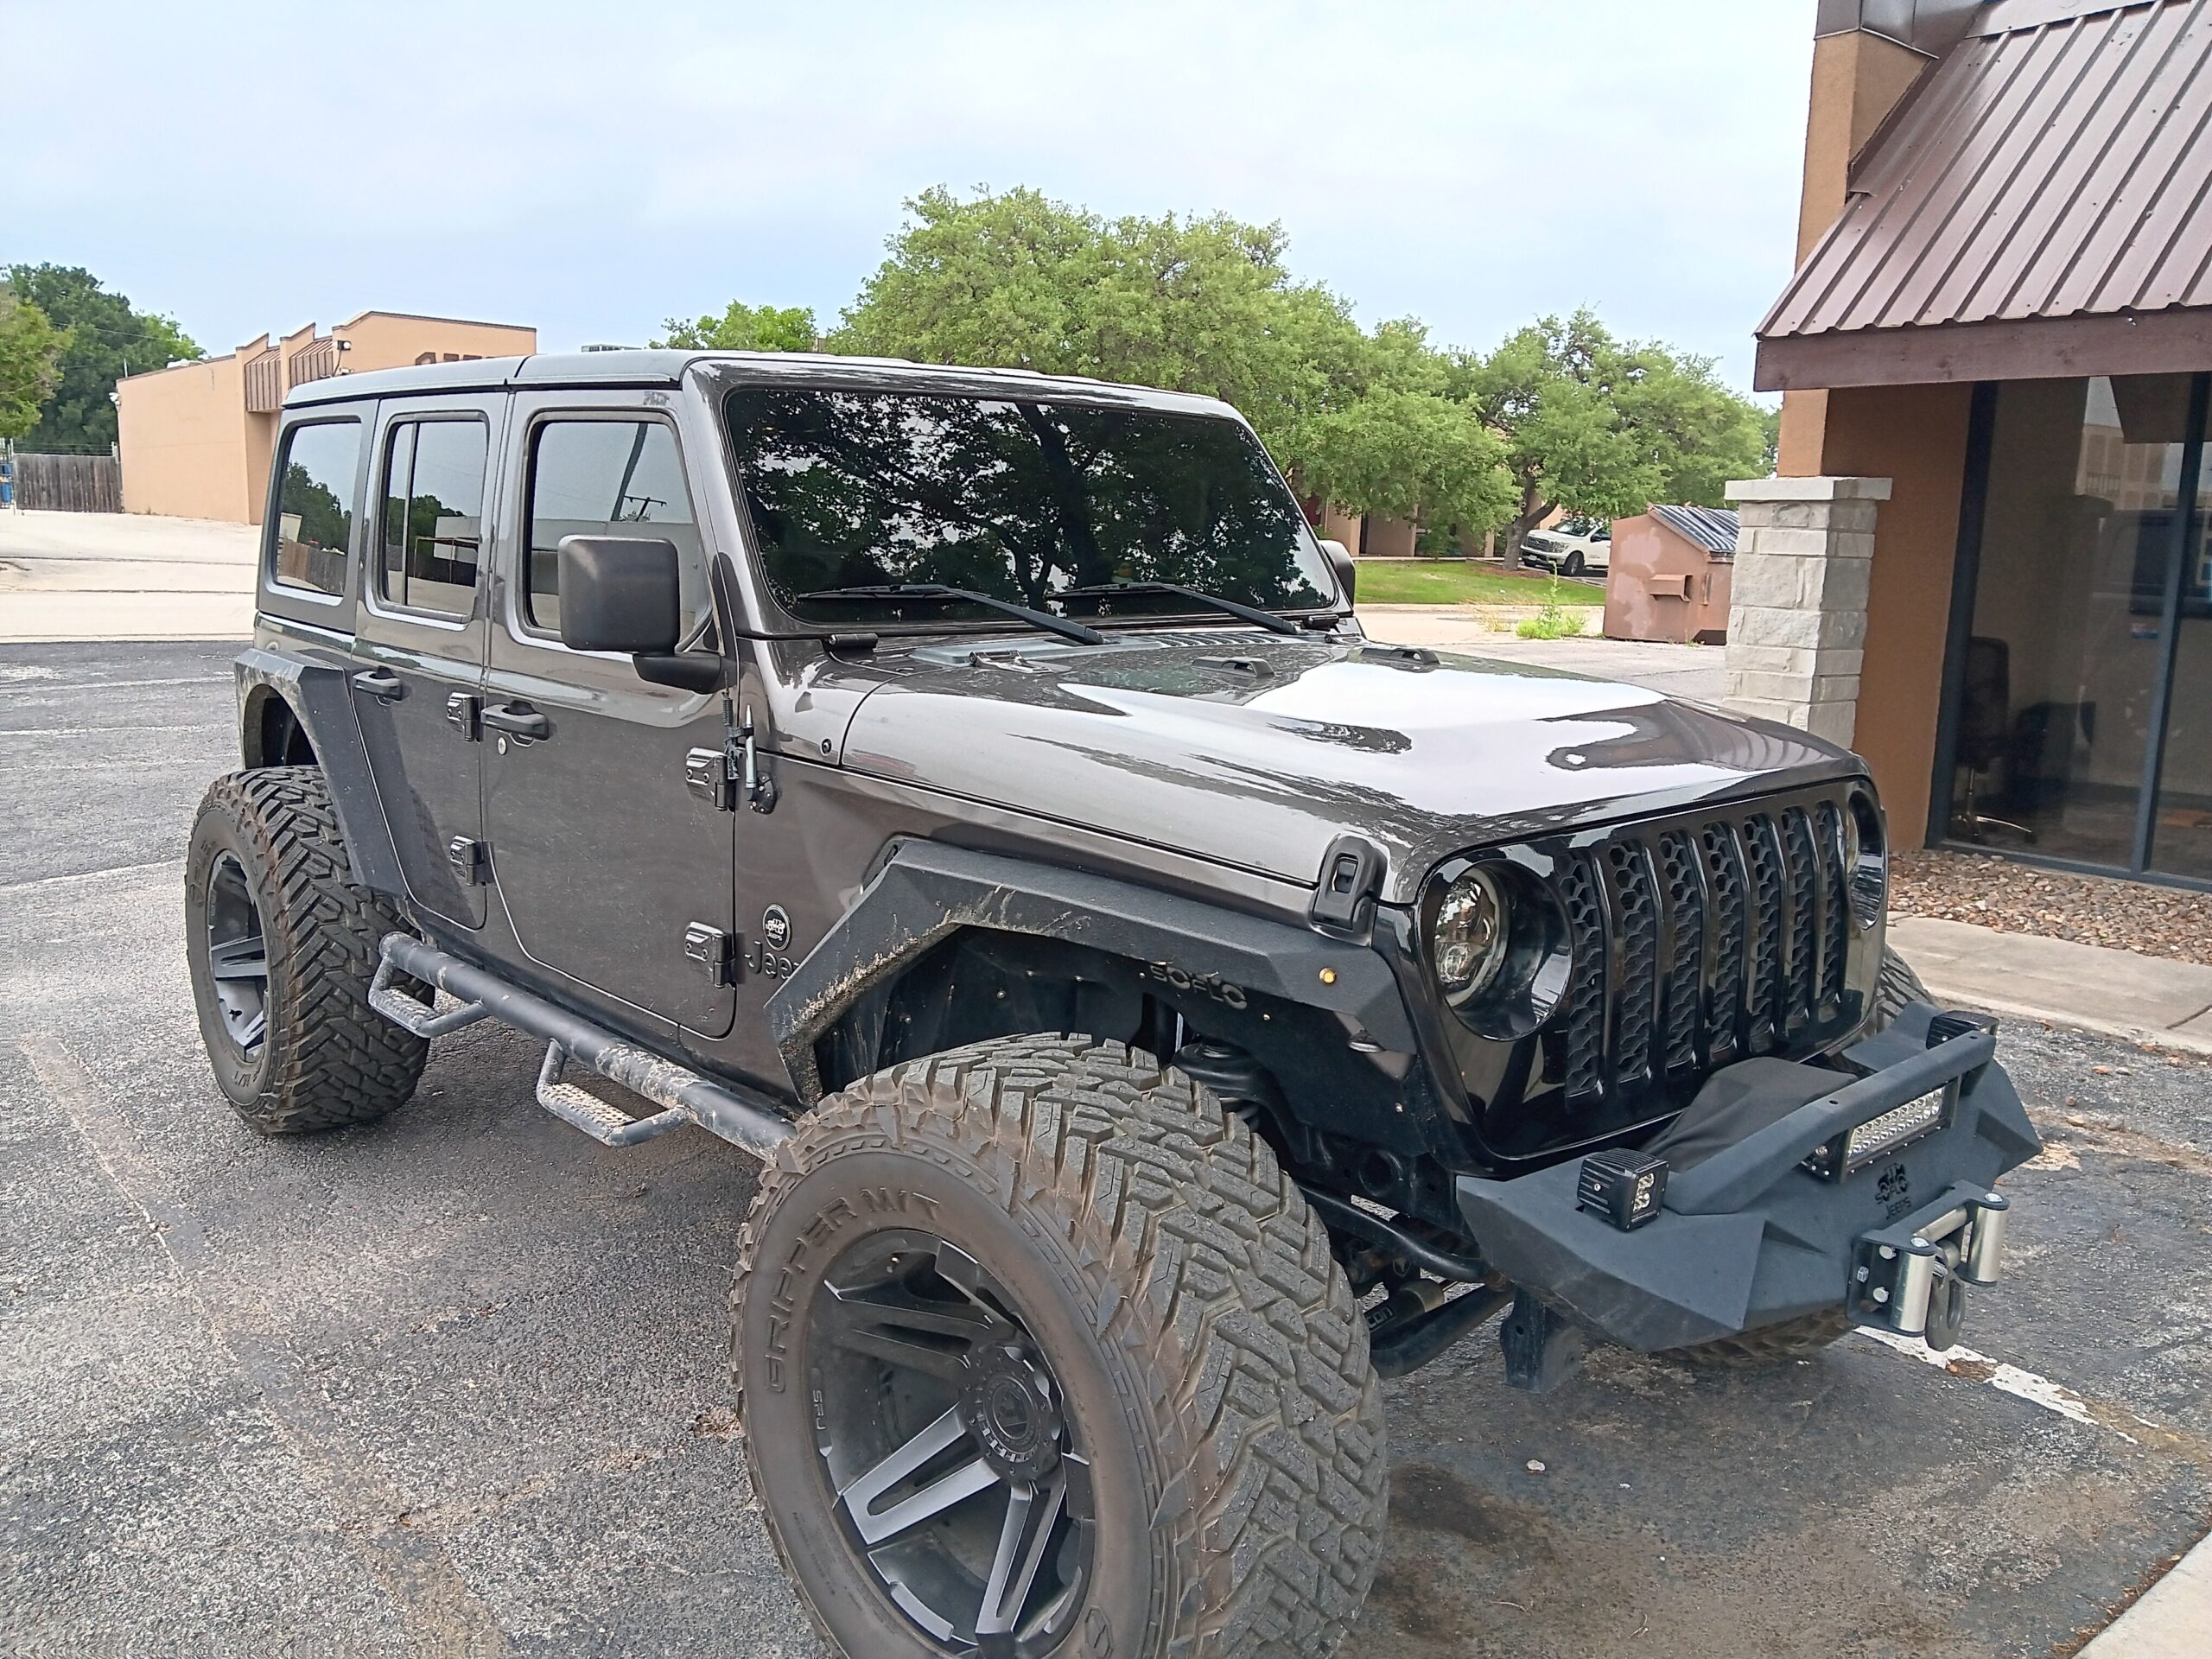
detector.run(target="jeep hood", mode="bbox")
[835,632,1862,905]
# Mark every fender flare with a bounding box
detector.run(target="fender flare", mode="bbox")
[233,645,405,895]
[766,838,1419,1102]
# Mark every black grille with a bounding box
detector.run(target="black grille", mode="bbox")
[1605,842,1658,1087]
[1657,833,1703,1074]
[1558,857,1607,1100]
[1547,789,1867,1117]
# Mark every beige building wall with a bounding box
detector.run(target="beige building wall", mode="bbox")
[115,311,538,524]
[334,310,534,371]
[116,344,262,523]
[1776,28,1936,480]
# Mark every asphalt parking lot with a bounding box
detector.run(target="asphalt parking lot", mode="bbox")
[4,639,2209,1658]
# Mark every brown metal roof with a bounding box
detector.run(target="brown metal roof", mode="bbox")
[1757,0,2212,390]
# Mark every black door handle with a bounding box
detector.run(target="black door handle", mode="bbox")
[351,668,404,701]
[480,702,550,741]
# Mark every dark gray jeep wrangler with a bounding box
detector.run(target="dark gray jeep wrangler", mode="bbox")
[186,350,2039,1658]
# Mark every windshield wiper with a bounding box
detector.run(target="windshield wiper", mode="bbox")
[1057,580,1301,636]
[796,583,1104,646]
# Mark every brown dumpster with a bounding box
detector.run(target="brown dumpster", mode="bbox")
[1603,505,1738,644]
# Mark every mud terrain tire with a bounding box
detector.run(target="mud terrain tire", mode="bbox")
[185,766,427,1134]
[732,1035,1388,1659]
[1667,943,1927,1370]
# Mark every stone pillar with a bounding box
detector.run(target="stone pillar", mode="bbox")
[1721,475,1891,747]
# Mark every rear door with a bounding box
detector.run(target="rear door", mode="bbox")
[480,393,736,1035]
[348,397,502,928]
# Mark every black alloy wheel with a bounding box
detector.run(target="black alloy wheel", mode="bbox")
[1563,551,1587,578]
[203,850,271,1054]
[185,766,426,1133]
[809,1228,1092,1653]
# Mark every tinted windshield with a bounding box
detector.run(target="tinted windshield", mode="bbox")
[722,385,1337,627]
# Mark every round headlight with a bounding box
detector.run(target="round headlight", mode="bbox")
[1847,791,1887,928]
[1433,867,1510,1001]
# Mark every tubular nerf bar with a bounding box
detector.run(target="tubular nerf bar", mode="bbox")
[368,933,794,1160]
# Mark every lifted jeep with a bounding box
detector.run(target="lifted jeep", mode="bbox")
[187,350,2038,1659]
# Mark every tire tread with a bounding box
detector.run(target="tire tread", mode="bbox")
[732,1034,1388,1658]
[191,766,425,1133]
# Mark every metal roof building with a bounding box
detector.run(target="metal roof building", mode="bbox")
[1744,0,2212,894]
[1761,0,2212,389]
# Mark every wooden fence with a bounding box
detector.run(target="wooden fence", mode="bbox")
[8,452,123,512]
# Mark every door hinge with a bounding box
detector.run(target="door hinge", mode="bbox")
[447,836,491,887]
[685,746,736,810]
[738,709,778,815]
[446,692,482,741]
[683,923,739,987]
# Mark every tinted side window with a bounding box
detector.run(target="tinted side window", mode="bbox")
[524,420,706,638]
[271,421,361,596]
[379,419,488,617]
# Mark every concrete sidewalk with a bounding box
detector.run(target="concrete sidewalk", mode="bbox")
[0,509,257,641]
[2078,1529,2212,1656]
[1889,914,2212,1055]
[1357,607,1729,702]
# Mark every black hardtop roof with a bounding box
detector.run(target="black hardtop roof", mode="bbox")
[286,349,1238,421]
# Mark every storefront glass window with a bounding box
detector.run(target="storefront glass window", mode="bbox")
[1947,373,2212,883]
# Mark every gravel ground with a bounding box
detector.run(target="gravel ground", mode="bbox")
[1891,847,2212,967]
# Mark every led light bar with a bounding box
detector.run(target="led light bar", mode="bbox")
[1803,1085,1953,1180]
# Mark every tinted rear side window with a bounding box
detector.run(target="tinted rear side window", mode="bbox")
[379,419,488,617]
[270,421,361,596]
[523,419,705,638]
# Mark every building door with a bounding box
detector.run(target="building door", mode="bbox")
[1938,373,2212,887]
[480,398,736,1036]
[349,399,501,928]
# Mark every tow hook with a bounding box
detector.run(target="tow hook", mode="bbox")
[1853,1188,2009,1351]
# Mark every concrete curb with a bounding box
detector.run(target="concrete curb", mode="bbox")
[1888,916,2212,1058]
[2076,1528,2212,1656]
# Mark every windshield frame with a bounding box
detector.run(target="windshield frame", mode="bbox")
[709,371,1349,639]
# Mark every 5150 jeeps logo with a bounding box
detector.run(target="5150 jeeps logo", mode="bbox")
[1142,960,1247,1009]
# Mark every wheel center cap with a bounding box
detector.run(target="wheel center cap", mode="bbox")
[959,1344,1062,1483]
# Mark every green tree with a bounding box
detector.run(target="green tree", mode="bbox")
[1293,386,1514,543]
[0,283,68,442]
[4,264,201,452]
[657,300,817,353]
[830,187,1516,537]
[834,188,1356,458]
[1462,309,1768,568]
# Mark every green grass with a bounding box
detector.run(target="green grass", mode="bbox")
[1351,559,1605,607]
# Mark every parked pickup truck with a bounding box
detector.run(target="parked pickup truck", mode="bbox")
[186,350,2037,1659]
[1521,514,1613,576]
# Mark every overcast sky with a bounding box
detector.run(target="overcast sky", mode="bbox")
[10,1,1816,392]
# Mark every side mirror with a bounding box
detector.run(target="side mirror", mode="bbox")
[1319,537,1357,607]
[557,536,682,653]
[556,535,724,692]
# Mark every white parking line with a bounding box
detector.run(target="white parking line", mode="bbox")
[0,723,227,737]
[1856,1327,2145,1442]
[0,858,179,894]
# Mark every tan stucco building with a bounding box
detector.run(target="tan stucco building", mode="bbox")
[116,311,536,524]
[1737,0,2212,892]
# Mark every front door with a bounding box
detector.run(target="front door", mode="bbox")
[349,397,502,929]
[480,398,736,1035]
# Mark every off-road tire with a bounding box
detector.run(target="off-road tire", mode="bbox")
[731,1036,1389,1659]
[1666,943,1929,1369]
[185,766,427,1133]
[1874,942,1931,1026]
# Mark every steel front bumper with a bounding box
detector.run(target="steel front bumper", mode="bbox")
[1455,1005,2043,1353]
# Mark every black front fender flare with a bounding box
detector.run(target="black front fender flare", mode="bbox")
[233,645,404,895]
[766,839,1419,1103]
